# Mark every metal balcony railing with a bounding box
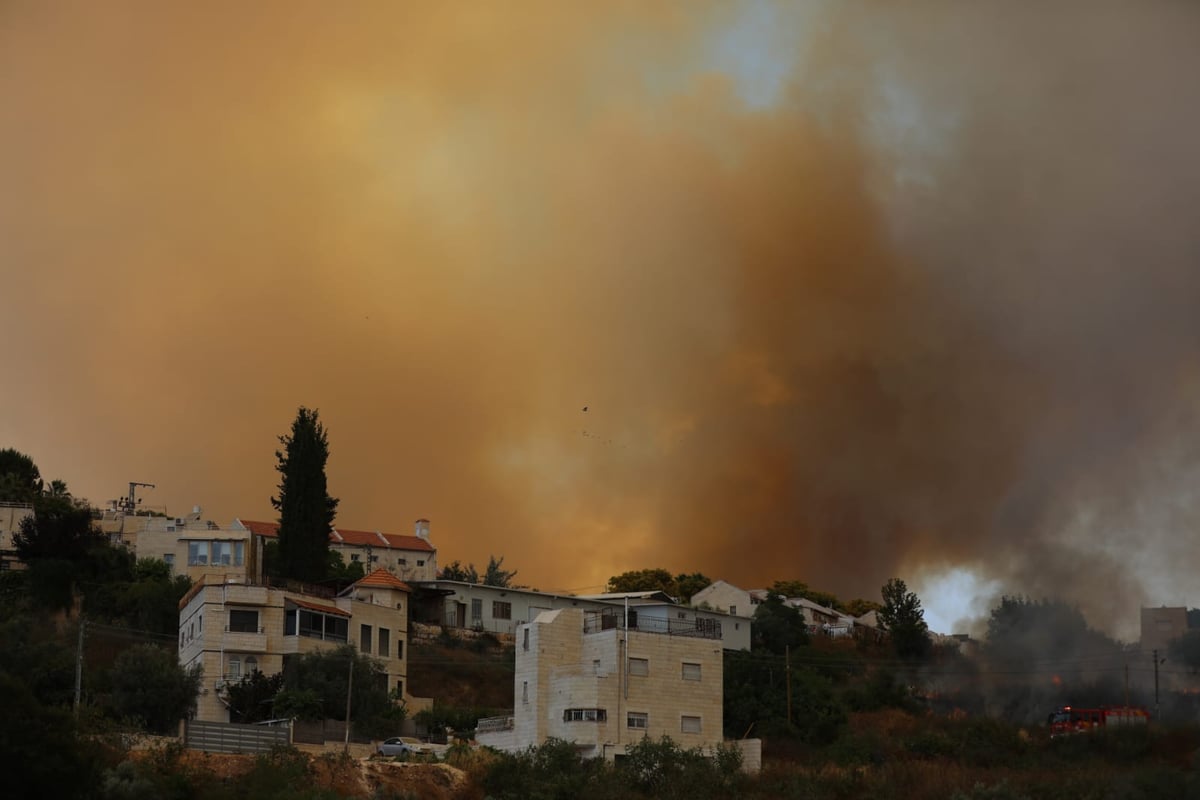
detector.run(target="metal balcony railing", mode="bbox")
[476,715,515,733]
[582,611,722,640]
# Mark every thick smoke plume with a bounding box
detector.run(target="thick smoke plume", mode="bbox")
[2,2,1198,639]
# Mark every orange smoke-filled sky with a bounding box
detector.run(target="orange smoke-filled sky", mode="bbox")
[3,2,1199,639]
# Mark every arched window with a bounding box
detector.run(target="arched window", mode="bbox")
[245,656,258,675]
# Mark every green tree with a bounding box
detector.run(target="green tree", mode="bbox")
[110,644,203,734]
[280,645,397,734]
[674,572,711,604]
[327,550,365,585]
[843,597,883,617]
[724,650,845,743]
[0,447,43,502]
[439,560,478,582]
[271,407,339,584]
[225,670,285,723]
[482,555,517,587]
[0,671,103,800]
[878,578,930,660]
[607,567,710,599]
[13,503,105,611]
[770,579,810,598]
[608,567,673,594]
[752,592,809,654]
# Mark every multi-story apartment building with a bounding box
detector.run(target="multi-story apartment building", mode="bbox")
[476,607,725,759]
[178,568,411,723]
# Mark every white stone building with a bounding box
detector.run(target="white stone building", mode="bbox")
[476,607,725,759]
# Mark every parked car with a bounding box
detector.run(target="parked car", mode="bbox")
[377,736,434,757]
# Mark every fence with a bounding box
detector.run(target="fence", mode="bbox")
[292,719,373,745]
[183,719,291,754]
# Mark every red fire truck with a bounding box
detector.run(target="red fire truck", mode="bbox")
[1047,705,1150,736]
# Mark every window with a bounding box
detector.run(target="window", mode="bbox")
[493,601,512,620]
[417,560,424,567]
[522,681,529,704]
[351,553,360,562]
[369,555,379,563]
[187,541,208,566]
[629,657,649,677]
[285,609,297,635]
[396,679,403,697]
[396,640,404,660]
[523,628,530,651]
[228,609,259,633]
[213,541,234,566]
[563,708,607,722]
[361,624,373,653]
[293,609,348,642]
[681,715,702,734]
[379,628,391,658]
[677,611,687,620]
[245,656,258,674]
[470,598,483,624]
[179,631,184,648]
[163,553,175,570]
[234,541,244,565]
[682,662,702,681]
[399,558,407,565]
[228,656,241,680]
[593,659,602,675]
[628,712,648,729]
[729,605,737,616]
[198,615,202,633]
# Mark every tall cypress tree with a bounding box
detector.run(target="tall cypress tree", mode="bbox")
[271,407,339,583]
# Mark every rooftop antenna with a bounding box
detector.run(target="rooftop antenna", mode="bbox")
[118,482,155,513]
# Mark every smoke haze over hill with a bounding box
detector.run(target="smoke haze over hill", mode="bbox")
[2,2,1198,640]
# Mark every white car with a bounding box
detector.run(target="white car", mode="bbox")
[377,736,434,757]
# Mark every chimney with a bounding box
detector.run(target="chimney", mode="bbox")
[414,518,431,541]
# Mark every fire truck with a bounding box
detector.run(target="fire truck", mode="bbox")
[1047,705,1150,737]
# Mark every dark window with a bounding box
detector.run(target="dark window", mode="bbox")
[563,708,607,722]
[396,639,404,660]
[379,628,391,658]
[228,609,259,633]
[361,624,373,653]
[417,560,425,567]
[285,609,297,635]
[494,601,512,620]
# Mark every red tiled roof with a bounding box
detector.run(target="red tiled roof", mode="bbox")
[331,528,387,547]
[333,527,435,553]
[287,596,350,617]
[354,568,413,592]
[238,520,434,552]
[238,520,280,538]
[378,532,434,552]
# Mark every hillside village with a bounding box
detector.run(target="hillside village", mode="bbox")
[7,443,1200,800]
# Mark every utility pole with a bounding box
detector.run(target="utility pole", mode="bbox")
[1153,649,1162,721]
[74,617,86,716]
[344,656,354,752]
[786,645,792,727]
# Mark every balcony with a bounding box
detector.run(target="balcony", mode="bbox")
[582,611,722,640]
[222,584,269,606]
[223,627,268,653]
[476,715,514,734]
